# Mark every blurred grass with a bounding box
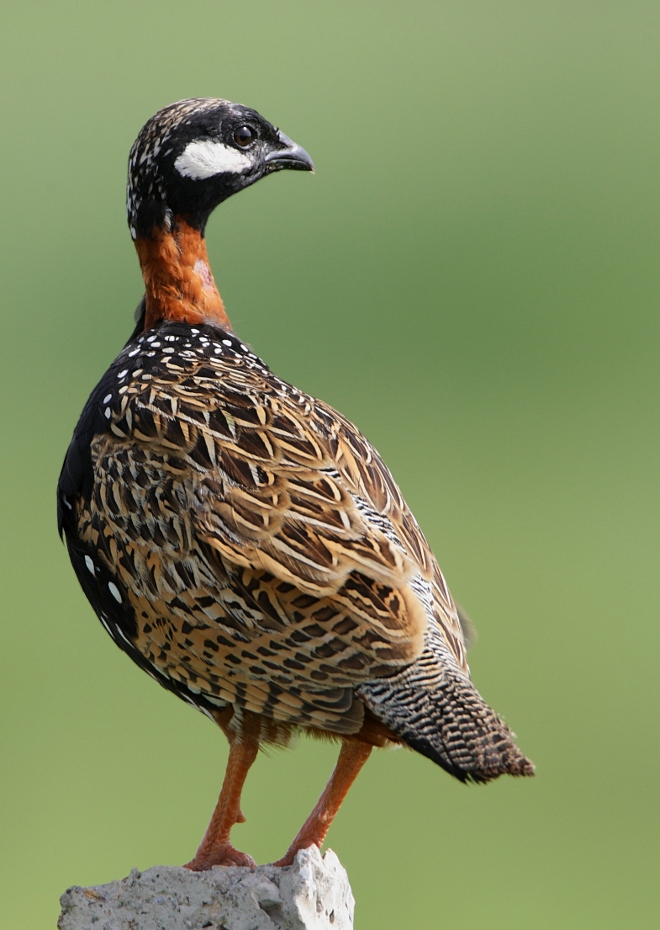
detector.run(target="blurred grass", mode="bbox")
[1,2,658,927]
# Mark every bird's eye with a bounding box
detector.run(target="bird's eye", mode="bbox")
[233,126,254,148]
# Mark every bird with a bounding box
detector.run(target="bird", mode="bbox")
[57,97,534,871]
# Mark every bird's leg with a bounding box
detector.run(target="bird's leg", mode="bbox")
[274,738,372,867]
[185,735,259,870]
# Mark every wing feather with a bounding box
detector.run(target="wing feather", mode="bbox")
[83,342,467,733]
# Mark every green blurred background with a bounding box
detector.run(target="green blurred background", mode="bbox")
[1,2,658,927]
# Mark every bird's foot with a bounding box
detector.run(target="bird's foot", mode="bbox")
[272,839,320,868]
[184,844,256,870]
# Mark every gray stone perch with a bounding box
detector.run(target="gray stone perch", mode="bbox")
[58,846,354,930]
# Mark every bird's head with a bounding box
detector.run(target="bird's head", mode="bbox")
[127,97,314,241]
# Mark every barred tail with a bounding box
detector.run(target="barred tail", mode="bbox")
[357,660,534,784]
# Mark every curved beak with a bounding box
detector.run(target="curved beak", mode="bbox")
[264,132,314,173]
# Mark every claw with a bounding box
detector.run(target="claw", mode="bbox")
[184,844,256,870]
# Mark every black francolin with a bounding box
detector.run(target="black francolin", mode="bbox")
[58,98,534,870]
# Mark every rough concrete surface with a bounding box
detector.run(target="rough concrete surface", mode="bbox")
[58,846,354,930]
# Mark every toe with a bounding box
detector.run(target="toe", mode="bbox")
[185,845,256,870]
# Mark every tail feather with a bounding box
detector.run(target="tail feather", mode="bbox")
[357,646,534,783]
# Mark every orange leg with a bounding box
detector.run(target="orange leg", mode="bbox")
[185,736,259,870]
[274,738,373,867]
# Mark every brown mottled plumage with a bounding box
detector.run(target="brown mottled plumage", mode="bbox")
[58,98,533,871]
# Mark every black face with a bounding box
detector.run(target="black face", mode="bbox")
[127,98,314,239]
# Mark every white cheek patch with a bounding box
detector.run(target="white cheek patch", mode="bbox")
[174,139,252,179]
